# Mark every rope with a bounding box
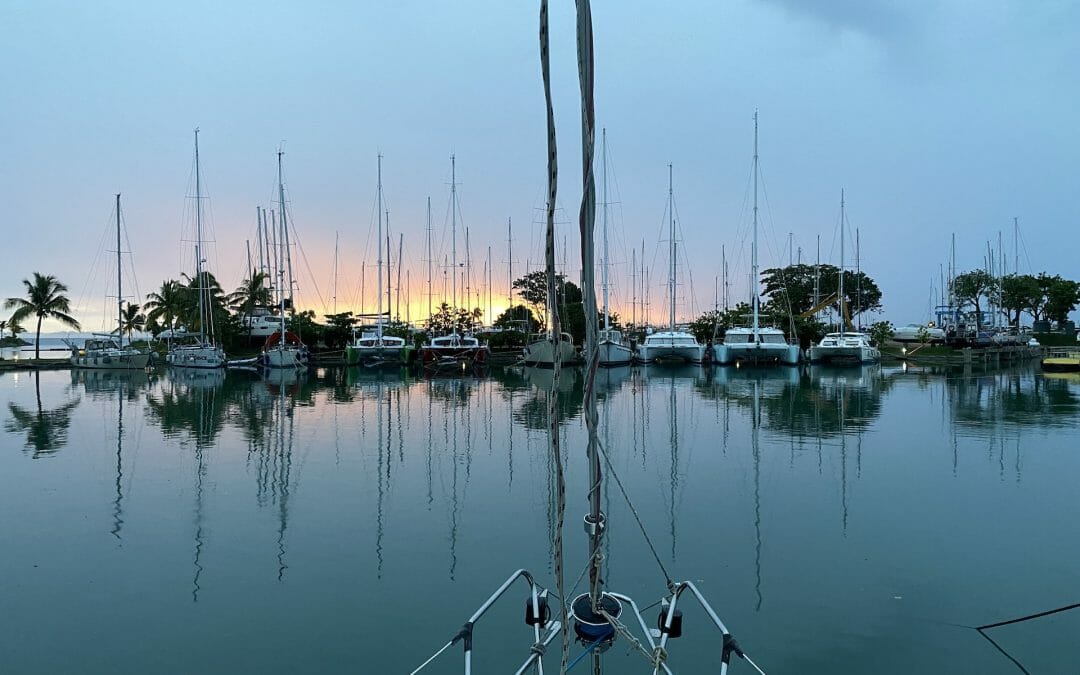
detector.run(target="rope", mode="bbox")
[565,636,605,671]
[539,2,569,671]
[972,600,1080,674]
[596,436,676,591]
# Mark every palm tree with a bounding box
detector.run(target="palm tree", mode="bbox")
[229,271,272,337]
[4,272,81,359]
[144,280,185,334]
[120,302,146,340]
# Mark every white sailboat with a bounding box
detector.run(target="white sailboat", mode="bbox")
[808,191,880,365]
[346,154,411,366]
[713,112,801,367]
[167,129,226,369]
[636,164,706,364]
[259,150,309,369]
[597,128,633,367]
[70,194,152,370]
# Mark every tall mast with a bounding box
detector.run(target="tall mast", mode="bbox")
[397,232,403,323]
[194,128,206,342]
[386,227,391,328]
[814,234,820,310]
[839,189,845,331]
[752,110,760,336]
[256,207,265,276]
[667,163,675,332]
[427,197,433,320]
[276,154,287,342]
[115,193,123,346]
[507,217,513,312]
[641,239,646,328]
[631,246,637,329]
[486,245,492,327]
[333,231,339,314]
[262,207,272,280]
[376,154,384,338]
[856,226,862,329]
[451,154,458,334]
[722,244,728,311]
[1013,217,1019,276]
[602,128,610,332]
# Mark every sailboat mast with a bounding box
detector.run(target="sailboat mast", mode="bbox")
[377,154,384,339]
[631,246,636,329]
[722,244,728,311]
[115,193,123,347]
[451,154,458,334]
[668,163,675,332]
[507,217,513,312]
[194,128,207,342]
[839,189,846,331]
[752,111,760,336]
[602,128,610,332]
[427,197,433,320]
[397,232,403,323]
[277,153,287,344]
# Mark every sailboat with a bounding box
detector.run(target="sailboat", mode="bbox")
[597,128,633,367]
[259,150,309,369]
[166,129,226,369]
[412,3,763,671]
[713,113,801,367]
[70,194,152,370]
[809,191,880,365]
[419,155,490,371]
[346,154,412,367]
[635,164,706,364]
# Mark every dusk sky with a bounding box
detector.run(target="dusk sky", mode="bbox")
[4,1,1077,333]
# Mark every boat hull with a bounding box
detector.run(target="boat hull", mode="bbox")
[808,345,880,365]
[345,345,413,366]
[71,349,151,370]
[713,343,800,366]
[597,340,634,367]
[637,343,705,364]
[523,338,577,368]
[166,345,226,369]
[260,346,308,369]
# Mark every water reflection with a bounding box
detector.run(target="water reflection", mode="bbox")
[513,366,584,429]
[5,372,81,458]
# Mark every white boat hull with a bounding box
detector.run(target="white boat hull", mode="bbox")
[637,334,706,364]
[523,337,577,368]
[597,340,634,367]
[260,346,308,369]
[808,344,880,364]
[166,345,226,369]
[713,342,801,366]
[71,349,151,370]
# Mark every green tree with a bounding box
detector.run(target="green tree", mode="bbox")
[494,304,541,332]
[322,311,356,350]
[867,320,894,347]
[4,272,81,359]
[761,264,883,324]
[1044,276,1080,324]
[999,274,1042,326]
[426,302,474,335]
[119,302,146,339]
[229,271,273,335]
[952,270,997,327]
[144,280,185,334]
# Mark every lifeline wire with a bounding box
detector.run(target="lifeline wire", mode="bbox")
[973,600,1080,674]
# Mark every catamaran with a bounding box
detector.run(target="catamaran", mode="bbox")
[713,113,801,367]
[635,165,706,364]
[166,129,226,369]
[70,194,151,370]
[346,154,412,367]
[808,192,880,365]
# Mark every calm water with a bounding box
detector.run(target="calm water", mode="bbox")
[1,364,1078,673]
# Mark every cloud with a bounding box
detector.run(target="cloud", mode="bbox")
[758,0,921,43]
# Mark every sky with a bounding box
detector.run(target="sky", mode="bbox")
[3,0,1078,334]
